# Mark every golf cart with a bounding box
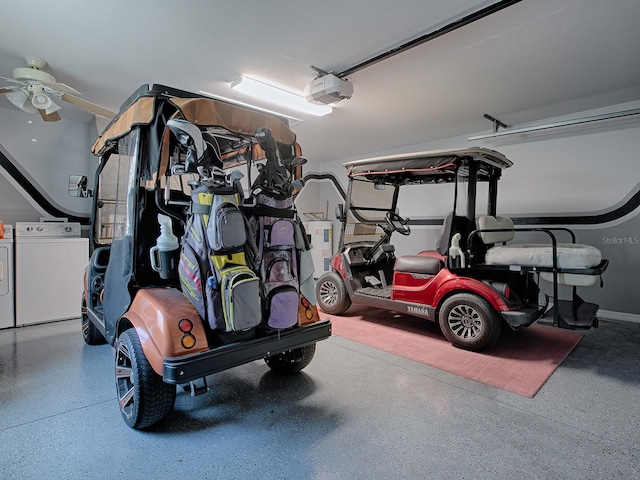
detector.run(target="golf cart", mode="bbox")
[80,84,331,429]
[315,147,608,351]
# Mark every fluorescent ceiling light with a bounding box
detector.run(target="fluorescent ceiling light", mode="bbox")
[231,76,332,117]
[199,90,303,125]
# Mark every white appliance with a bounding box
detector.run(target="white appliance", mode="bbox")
[15,221,89,326]
[305,220,333,278]
[0,224,15,329]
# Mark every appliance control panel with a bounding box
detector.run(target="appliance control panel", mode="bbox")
[15,222,81,238]
[0,224,13,240]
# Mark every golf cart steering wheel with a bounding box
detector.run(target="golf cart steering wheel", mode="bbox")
[385,211,411,236]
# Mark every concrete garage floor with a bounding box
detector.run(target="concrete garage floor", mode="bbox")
[0,317,638,479]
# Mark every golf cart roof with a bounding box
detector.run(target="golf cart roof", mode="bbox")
[92,84,299,158]
[344,147,512,185]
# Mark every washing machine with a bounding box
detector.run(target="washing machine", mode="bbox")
[15,221,89,326]
[0,224,15,329]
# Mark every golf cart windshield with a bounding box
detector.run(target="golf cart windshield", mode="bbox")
[350,179,397,222]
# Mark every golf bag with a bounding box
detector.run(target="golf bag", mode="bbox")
[178,177,261,340]
[250,127,316,330]
[255,195,300,329]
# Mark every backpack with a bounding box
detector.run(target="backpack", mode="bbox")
[206,190,247,252]
[178,180,261,338]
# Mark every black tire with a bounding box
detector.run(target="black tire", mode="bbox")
[316,271,352,315]
[265,344,316,374]
[81,297,106,345]
[115,329,176,429]
[438,293,501,351]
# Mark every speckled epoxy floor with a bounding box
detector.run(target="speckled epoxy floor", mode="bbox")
[0,317,638,479]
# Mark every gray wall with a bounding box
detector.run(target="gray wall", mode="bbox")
[0,107,98,225]
[303,101,640,320]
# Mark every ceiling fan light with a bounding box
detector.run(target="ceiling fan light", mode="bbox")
[31,92,53,110]
[6,89,29,109]
[44,99,61,115]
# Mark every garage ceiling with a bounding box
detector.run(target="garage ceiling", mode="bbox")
[1,0,639,163]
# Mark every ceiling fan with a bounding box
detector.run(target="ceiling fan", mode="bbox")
[0,56,116,122]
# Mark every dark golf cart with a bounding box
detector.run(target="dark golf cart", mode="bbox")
[80,84,331,429]
[316,147,608,351]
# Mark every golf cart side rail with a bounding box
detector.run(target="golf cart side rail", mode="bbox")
[163,320,332,384]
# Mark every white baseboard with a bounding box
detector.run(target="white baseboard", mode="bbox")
[598,310,640,324]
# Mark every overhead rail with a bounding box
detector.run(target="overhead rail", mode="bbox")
[337,0,522,78]
[468,108,640,141]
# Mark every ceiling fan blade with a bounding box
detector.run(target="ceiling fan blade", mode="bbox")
[40,81,82,96]
[61,93,116,119]
[0,76,24,84]
[0,87,19,94]
[39,109,61,122]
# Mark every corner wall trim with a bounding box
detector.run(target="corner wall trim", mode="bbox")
[0,145,90,224]
[598,310,640,324]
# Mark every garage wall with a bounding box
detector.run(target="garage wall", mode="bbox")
[0,107,98,225]
[2,100,637,319]
[300,101,640,319]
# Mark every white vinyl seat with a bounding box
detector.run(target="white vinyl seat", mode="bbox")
[477,215,602,286]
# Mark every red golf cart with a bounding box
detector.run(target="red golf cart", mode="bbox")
[315,147,608,351]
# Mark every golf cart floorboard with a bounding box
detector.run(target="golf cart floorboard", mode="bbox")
[538,299,598,329]
[356,286,392,299]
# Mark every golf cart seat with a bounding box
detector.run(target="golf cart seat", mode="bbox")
[435,211,475,255]
[477,215,604,286]
[394,255,444,275]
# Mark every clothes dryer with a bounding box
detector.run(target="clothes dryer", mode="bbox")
[0,224,14,329]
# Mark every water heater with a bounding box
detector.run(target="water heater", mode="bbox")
[305,220,332,278]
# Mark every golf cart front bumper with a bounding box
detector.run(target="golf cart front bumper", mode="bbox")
[162,320,332,384]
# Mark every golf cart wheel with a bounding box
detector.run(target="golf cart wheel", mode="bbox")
[265,344,316,374]
[316,271,352,315]
[115,328,176,430]
[438,293,501,351]
[81,297,106,345]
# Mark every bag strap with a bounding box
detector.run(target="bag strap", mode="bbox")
[248,204,295,218]
[190,203,210,215]
[243,215,260,271]
[258,216,265,255]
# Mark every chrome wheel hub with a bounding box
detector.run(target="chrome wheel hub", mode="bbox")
[318,280,338,306]
[115,342,135,420]
[448,304,483,339]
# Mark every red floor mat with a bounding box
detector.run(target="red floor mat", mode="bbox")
[324,307,583,397]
